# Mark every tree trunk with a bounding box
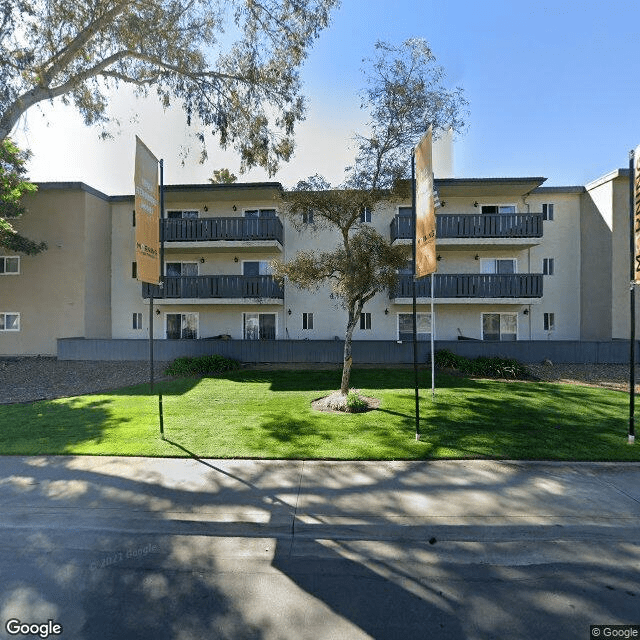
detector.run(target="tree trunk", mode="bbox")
[340,316,358,394]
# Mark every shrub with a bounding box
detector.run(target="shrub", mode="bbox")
[346,390,369,413]
[165,355,241,377]
[433,350,529,380]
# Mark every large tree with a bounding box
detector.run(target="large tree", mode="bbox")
[274,39,468,397]
[0,138,46,254]
[0,0,339,175]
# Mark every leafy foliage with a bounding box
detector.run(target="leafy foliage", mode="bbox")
[165,355,240,377]
[209,168,238,184]
[0,138,46,254]
[433,350,530,380]
[275,39,468,393]
[346,391,369,413]
[0,0,339,175]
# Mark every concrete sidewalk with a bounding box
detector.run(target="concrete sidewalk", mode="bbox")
[1,456,639,639]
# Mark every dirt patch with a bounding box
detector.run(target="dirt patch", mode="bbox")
[311,390,381,414]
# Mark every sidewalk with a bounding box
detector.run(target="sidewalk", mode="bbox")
[1,456,639,639]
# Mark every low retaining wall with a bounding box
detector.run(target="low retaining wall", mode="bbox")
[57,338,639,364]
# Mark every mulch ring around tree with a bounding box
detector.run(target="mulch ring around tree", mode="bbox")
[311,390,381,414]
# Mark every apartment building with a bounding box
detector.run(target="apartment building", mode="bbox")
[0,168,633,357]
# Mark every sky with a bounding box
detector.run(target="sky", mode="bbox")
[11,0,640,195]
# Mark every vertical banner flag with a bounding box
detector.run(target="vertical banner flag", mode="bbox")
[134,136,160,285]
[415,127,437,278]
[634,144,640,283]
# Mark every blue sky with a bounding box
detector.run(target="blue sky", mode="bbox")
[13,0,639,194]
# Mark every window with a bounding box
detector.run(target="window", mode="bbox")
[360,207,372,223]
[165,262,198,277]
[0,313,20,331]
[398,313,431,341]
[542,204,554,221]
[302,313,314,330]
[302,210,314,224]
[544,313,555,332]
[243,313,276,340]
[132,262,137,279]
[133,312,143,330]
[244,208,276,218]
[480,258,516,274]
[543,258,555,276]
[166,313,198,339]
[242,261,271,276]
[481,205,517,215]
[482,313,517,341]
[360,312,372,330]
[0,257,19,274]
[167,210,199,219]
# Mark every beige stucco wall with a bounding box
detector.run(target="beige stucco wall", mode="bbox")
[0,185,111,355]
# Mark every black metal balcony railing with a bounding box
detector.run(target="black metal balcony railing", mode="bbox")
[162,217,283,243]
[390,213,543,242]
[143,275,284,300]
[392,274,543,299]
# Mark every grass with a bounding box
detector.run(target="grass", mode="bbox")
[0,368,638,461]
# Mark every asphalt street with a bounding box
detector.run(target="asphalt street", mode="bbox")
[0,455,639,639]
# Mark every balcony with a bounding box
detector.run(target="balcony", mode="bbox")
[391,213,543,248]
[391,273,543,303]
[162,217,283,252]
[143,275,284,303]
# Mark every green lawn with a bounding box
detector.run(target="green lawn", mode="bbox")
[0,368,638,460]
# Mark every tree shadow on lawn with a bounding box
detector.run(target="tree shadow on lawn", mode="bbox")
[384,377,636,460]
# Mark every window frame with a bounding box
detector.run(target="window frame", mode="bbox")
[359,207,372,223]
[480,258,518,274]
[542,203,554,221]
[0,256,20,275]
[302,312,314,330]
[0,312,20,332]
[165,312,199,339]
[241,260,272,276]
[479,204,518,215]
[165,261,199,277]
[543,258,555,276]
[359,312,372,331]
[544,312,555,332]
[243,312,277,340]
[166,209,199,219]
[133,312,143,330]
[243,208,277,219]
[397,312,432,341]
[481,312,518,342]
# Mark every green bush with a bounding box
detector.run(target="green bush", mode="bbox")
[165,355,241,377]
[433,350,529,380]
[346,391,369,413]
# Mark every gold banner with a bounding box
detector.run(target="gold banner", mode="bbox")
[134,136,160,285]
[415,127,437,277]
[634,145,640,283]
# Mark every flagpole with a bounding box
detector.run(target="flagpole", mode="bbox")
[158,158,165,439]
[431,275,435,400]
[412,151,420,441]
[630,149,636,445]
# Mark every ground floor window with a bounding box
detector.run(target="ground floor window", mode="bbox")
[166,313,198,339]
[360,312,372,330]
[544,312,555,332]
[482,313,517,341]
[133,312,143,330]
[0,312,20,331]
[302,312,314,330]
[243,313,276,340]
[398,313,431,341]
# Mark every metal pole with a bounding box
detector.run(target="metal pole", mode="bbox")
[149,293,154,394]
[630,149,636,444]
[158,159,165,439]
[431,275,435,400]
[412,152,420,440]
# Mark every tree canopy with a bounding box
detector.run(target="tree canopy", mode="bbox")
[0,138,46,254]
[0,0,339,175]
[274,39,468,395]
